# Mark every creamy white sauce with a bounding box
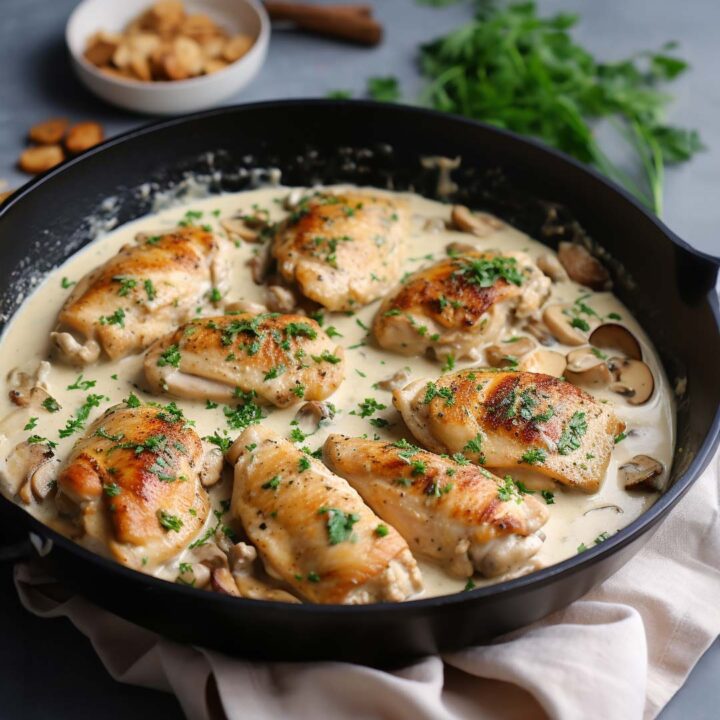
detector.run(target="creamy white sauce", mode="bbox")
[0,185,675,599]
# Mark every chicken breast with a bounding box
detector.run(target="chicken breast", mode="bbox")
[56,399,211,570]
[373,251,550,361]
[394,369,625,493]
[323,435,549,578]
[52,226,229,365]
[272,191,408,312]
[144,313,344,407]
[226,426,423,604]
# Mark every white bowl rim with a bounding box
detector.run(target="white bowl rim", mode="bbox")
[65,0,271,92]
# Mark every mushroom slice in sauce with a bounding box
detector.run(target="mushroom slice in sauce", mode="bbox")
[536,253,569,282]
[293,401,336,436]
[519,349,567,377]
[609,357,655,405]
[543,304,587,346]
[620,455,664,491]
[564,347,613,388]
[485,336,536,368]
[228,542,301,602]
[557,242,611,290]
[590,323,643,361]
[376,367,412,391]
[450,205,504,237]
[1,440,59,504]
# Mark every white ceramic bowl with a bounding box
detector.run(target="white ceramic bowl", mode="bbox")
[66,0,270,115]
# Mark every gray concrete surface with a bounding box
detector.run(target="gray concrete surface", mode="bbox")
[0,0,717,717]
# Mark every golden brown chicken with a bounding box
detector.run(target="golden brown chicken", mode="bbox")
[144,313,344,407]
[373,251,550,361]
[226,426,423,604]
[56,398,212,570]
[394,369,624,493]
[272,191,408,312]
[323,435,549,578]
[52,226,229,365]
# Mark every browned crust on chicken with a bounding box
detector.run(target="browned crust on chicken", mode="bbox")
[55,226,227,362]
[228,426,423,604]
[144,313,344,407]
[394,369,625,493]
[272,191,408,311]
[57,402,210,569]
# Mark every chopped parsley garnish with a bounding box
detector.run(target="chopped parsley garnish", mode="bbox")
[557,411,588,455]
[23,417,38,431]
[125,392,141,408]
[319,507,360,545]
[206,399,219,409]
[203,431,232,453]
[262,476,281,490]
[614,431,628,444]
[422,381,455,406]
[103,482,122,497]
[157,344,181,368]
[570,317,590,332]
[157,510,184,532]
[352,397,387,418]
[497,475,524,503]
[41,397,60,413]
[99,308,125,328]
[144,279,156,301]
[325,326,343,338]
[464,579,476,591]
[458,256,523,288]
[209,287,222,302]
[577,543,588,553]
[374,524,390,537]
[59,394,106,438]
[441,354,456,373]
[223,396,262,430]
[311,350,342,364]
[520,448,547,465]
[307,571,321,583]
[410,459,427,476]
[61,277,75,289]
[595,531,610,545]
[541,489,555,505]
[285,322,317,340]
[112,275,137,296]
[264,364,286,381]
[298,456,311,472]
[67,374,96,391]
[28,434,57,448]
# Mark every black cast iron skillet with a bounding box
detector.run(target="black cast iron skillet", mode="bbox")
[0,101,718,666]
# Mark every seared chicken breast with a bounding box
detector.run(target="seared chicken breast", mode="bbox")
[56,399,212,570]
[52,226,229,365]
[373,251,550,361]
[227,426,423,604]
[324,435,549,578]
[394,369,624,493]
[144,313,344,407]
[272,191,408,312]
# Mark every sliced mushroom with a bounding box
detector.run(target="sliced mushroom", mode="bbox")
[191,541,229,569]
[293,401,335,436]
[543,305,587,346]
[590,323,642,361]
[564,347,613,388]
[445,240,477,256]
[7,362,52,407]
[199,445,224,487]
[228,542,300,603]
[1,440,58,503]
[211,567,241,596]
[609,357,654,405]
[51,332,101,365]
[536,253,569,282]
[450,205,503,237]
[523,317,555,347]
[248,244,272,285]
[221,216,261,243]
[265,285,298,313]
[557,242,610,290]
[620,455,664,491]
[485,336,536,368]
[177,562,211,588]
[377,367,412,391]
[225,300,269,315]
[519,349,567,377]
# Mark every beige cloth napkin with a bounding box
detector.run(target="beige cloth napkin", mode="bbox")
[14,453,720,720]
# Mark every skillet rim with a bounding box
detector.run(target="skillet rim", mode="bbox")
[1,98,719,616]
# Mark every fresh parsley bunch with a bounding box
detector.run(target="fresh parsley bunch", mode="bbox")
[419,1,703,214]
